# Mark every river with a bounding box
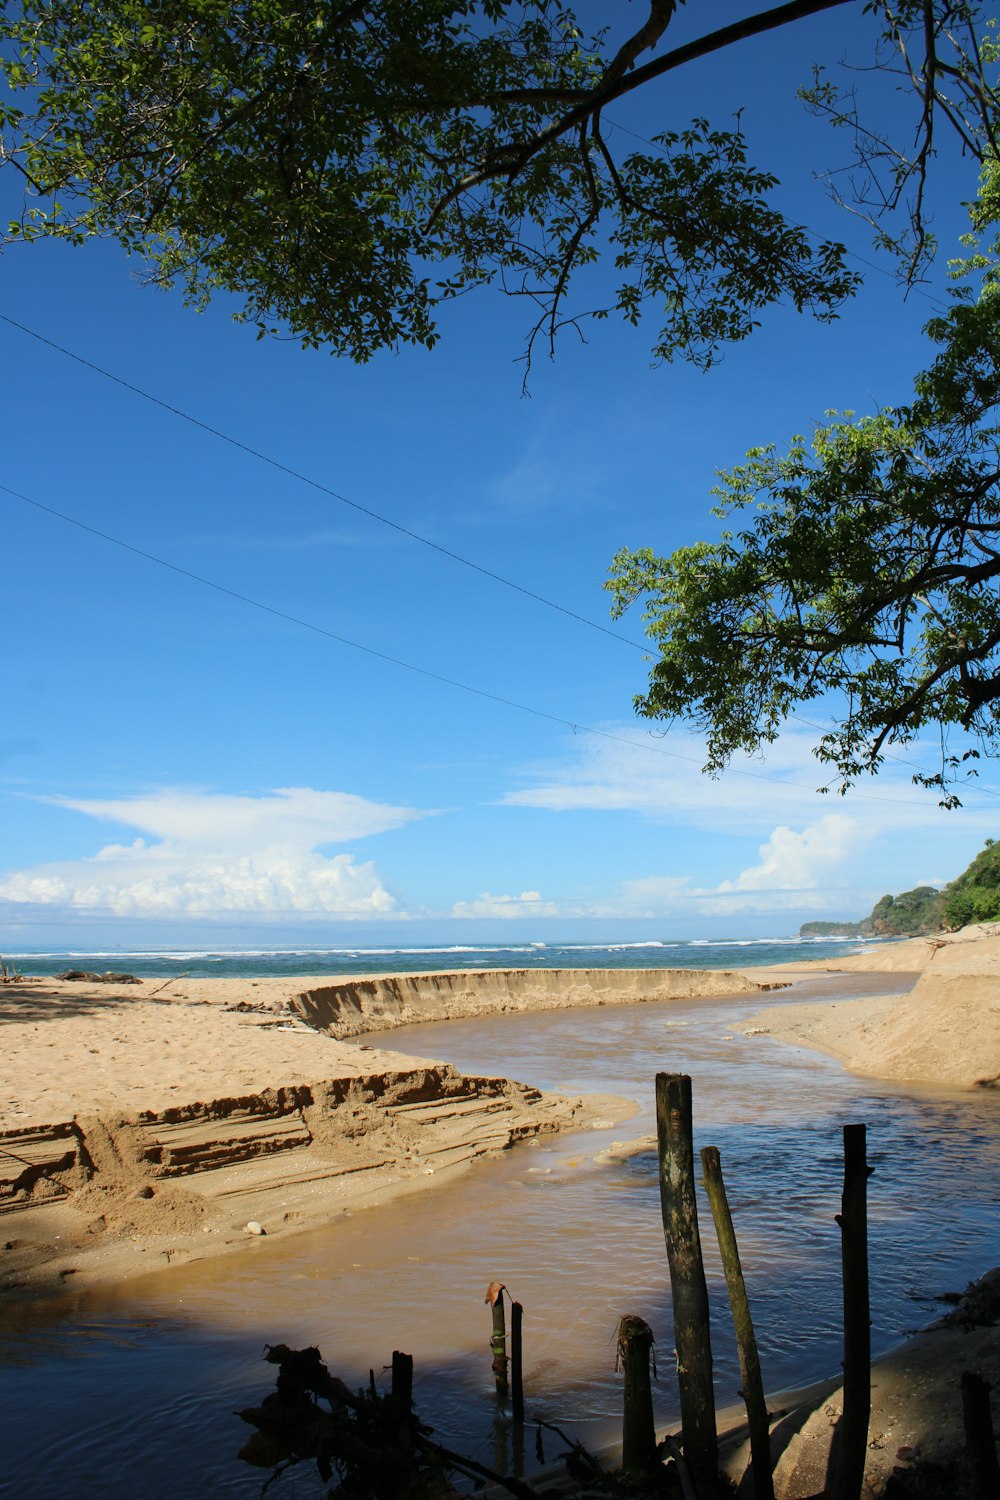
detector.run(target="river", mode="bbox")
[2,971,999,1498]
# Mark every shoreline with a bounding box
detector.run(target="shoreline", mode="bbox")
[2,940,997,1296]
[1,966,765,1297]
[3,951,998,1496]
[738,925,1000,1090]
[514,1268,1000,1499]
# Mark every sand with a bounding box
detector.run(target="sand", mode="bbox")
[741,925,1000,1090]
[0,966,765,1294]
[2,954,998,1496]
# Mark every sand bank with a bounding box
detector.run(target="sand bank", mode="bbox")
[292,964,769,1038]
[719,1267,1000,1499]
[741,925,1000,1090]
[0,967,766,1294]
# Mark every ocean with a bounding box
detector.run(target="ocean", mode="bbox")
[3,934,878,980]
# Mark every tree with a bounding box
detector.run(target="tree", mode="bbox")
[0,1,994,371]
[607,204,1000,805]
[942,836,1000,925]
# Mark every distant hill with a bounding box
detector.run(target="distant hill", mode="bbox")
[800,839,1000,939]
[799,919,864,937]
[800,885,942,939]
[863,886,943,936]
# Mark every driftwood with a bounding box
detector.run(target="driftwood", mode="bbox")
[55,968,141,983]
[238,1344,705,1498]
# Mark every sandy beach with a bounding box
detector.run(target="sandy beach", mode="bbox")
[0,966,766,1294]
[742,924,1000,1090]
[2,946,998,1497]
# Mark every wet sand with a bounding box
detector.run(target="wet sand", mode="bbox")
[0,967,765,1294]
[2,954,998,1497]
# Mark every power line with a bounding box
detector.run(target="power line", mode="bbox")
[2,478,977,809]
[0,310,646,652]
[0,240,984,800]
[2,315,982,799]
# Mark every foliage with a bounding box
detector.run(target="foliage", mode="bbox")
[799,919,863,935]
[863,886,943,936]
[607,280,1000,804]
[1,1,995,368]
[942,836,1000,927]
[604,12,1000,801]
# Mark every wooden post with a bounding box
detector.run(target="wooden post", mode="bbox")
[655,1073,717,1492]
[391,1350,413,1412]
[831,1123,873,1500]
[701,1146,774,1500]
[617,1315,657,1478]
[511,1300,525,1423]
[961,1371,1000,1500]
[485,1281,509,1400]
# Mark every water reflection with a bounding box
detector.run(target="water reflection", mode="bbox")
[2,976,998,1498]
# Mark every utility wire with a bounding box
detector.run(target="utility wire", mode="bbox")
[0,311,646,651]
[0,251,980,796]
[1,478,973,809]
[0,308,986,799]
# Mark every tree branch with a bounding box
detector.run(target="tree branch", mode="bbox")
[424,0,855,229]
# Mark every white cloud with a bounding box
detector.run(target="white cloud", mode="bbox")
[451,890,563,919]
[45,786,417,849]
[444,814,866,922]
[716,813,865,893]
[608,824,863,917]
[0,787,424,919]
[501,723,1000,836]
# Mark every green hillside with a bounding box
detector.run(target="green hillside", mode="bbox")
[800,838,1000,938]
[941,839,1000,929]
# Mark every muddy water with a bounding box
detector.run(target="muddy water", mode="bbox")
[3,975,1000,1499]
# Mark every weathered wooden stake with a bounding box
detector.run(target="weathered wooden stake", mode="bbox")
[617,1315,657,1478]
[655,1072,718,1492]
[831,1123,873,1500]
[391,1350,413,1412]
[700,1146,774,1500]
[485,1281,509,1400]
[961,1371,1000,1500]
[511,1300,525,1423]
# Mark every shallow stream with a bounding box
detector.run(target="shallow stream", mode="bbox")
[3,973,1000,1498]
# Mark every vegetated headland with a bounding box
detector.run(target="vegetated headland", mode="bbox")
[800,834,1000,938]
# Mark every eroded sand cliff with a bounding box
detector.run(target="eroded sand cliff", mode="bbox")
[1,967,765,1291]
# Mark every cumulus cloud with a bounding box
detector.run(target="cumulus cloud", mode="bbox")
[445,814,865,923]
[716,813,865,894]
[0,786,424,918]
[451,890,563,919]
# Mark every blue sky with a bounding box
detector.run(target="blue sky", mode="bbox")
[2,3,999,947]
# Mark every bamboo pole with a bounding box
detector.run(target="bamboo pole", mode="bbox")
[617,1315,657,1478]
[655,1073,717,1492]
[486,1281,509,1400]
[961,1371,1000,1500]
[700,1146,774,1500]
[391,1350,413,1412]
[511,1300,525,1423]
[831,1123,872,1500]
